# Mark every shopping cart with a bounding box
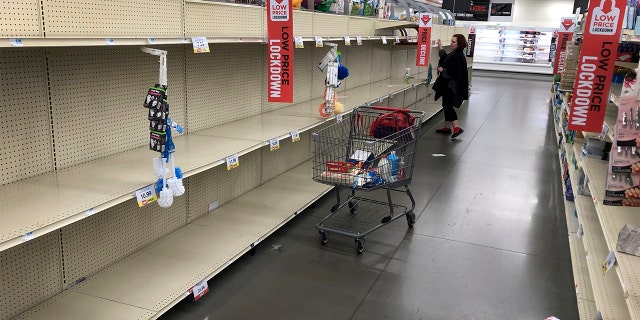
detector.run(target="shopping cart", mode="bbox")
[312,106,424,254]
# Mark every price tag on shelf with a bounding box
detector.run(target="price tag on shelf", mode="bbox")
[191,37,210,53]
[356,36,363,46]
[294,36,304,48]
[395,35,400,43]
[22,232,34,242]
[181,38,189,43]
[336,114,343,122]
[378,97,384,103]
[344,36,351,46]
[10,38,23,47]
[291,130,300,142]
[189,280,209,301]
[592,196,597,203]
[226,154,239,170]
[135,185,157,207]
[577,224,583,239]
[381,36,387,44]
[147,38,156,44]
[315,36,323,47]
[269,138,280,151]
[105,38,115,45]
[602,251,616,274]
[238,37,243,42]
[85,208,96,217]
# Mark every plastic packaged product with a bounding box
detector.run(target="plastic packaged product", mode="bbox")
[388,151,399,177]
[398,157,406,179]
[377,154,391,182]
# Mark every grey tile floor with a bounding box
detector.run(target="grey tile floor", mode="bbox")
[160,72,578,320]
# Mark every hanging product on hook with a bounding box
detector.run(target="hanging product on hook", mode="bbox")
[142,47,185,208]
[318,43,349,117]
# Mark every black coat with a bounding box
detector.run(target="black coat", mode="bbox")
[433,49,469,108]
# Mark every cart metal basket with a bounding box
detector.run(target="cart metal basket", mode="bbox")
[312,106,424,254]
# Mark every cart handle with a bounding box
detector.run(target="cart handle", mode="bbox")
[368,105,412,112]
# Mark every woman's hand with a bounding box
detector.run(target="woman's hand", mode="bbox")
[436,39,442,50]
[437,67,443,73]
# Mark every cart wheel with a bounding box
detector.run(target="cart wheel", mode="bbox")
[319,231,328,245]
[355,239,364,255]
[330,204,339,213]
[348,201,358,215]
[381,215,392,224]
[406,212,416,228]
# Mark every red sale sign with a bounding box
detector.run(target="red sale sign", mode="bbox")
[416,13,432,66]
[553,17,575,76]
[267,0,294,103]
[568,0,624,132]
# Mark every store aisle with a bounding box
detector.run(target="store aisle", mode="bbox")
[160,73,578,320]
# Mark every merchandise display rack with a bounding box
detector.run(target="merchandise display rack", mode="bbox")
[553,100,598,318]
[16,162,332,320]
[1,1,468,318]
[0,76,428,252]
[554,87,639,318]
[472,25,553,74]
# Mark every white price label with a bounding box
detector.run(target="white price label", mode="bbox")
[381,36,387,44]
[105,38,115,45]
[85,208,96,216]
[135,185,157,207]
[294,36,304,48]
[148,38,155,44]
[22,232,34,242]
[10,38,23,47]
[577,224,583,239]
[378,97,384,103]
[238,37,243,42]
[356,36,363,45]
[226,154,239,170]
[336,114,343,122]
[344,36,351,46]
[181,38,189,43]
[191,37,210,53]
[291,131,300,142]
[190,280,209,301]
[315,36,323,47]
[395,35,400,43]
[269,138,280,151]
[602,251,616,274]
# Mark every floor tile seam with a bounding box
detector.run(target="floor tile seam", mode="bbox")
[348,234,405,320]
[455,159,557,174]
[407,231,573,263]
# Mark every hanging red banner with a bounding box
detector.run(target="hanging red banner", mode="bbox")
[553,17,575,76]
[568,0,624,132]
[267,0,294,103]
[416,13,432,66]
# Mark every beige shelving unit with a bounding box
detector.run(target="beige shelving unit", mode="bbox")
[566,139,640,319]
[582,158,640,319]
[1,1,457,319]
[553,107,598,318]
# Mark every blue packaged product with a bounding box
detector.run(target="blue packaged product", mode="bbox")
[388,151,399,176]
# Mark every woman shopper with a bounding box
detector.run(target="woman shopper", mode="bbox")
[433,34,469,138]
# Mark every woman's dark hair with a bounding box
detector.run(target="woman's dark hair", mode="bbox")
[453,34,467,52]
